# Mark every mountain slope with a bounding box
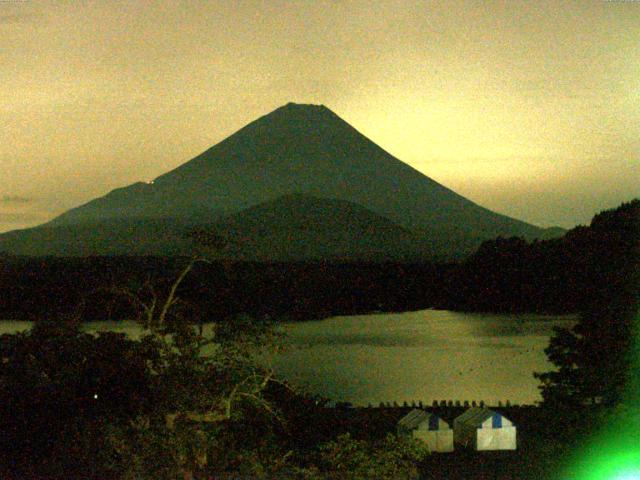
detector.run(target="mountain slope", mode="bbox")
[208,193,431,261]
[0,218,197,256]
[0,102,562,258]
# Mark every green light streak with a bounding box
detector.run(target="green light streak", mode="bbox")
[561,311,640,480]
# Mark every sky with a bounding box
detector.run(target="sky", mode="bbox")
[1,0,638,233]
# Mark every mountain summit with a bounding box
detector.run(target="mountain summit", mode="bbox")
[0,103,561,258]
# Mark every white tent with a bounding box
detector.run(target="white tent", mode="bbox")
[453,407,516,451]
[397,409,454,452]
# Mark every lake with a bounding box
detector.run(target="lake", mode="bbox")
[264,310,576,406]
[0,310,576,406]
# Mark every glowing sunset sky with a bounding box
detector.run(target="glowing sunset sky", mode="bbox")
[1,0,638,233]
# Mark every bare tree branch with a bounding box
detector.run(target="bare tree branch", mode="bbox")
[157,259,195,325]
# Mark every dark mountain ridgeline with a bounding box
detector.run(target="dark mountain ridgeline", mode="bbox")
[533,199,640,406]
[0,198,636,322]
[0,203,635,480]
[206,193,436,261]
[442,199,639,314]
[0,103,560,259]
[0,218,199,257]
[0,256,450,322]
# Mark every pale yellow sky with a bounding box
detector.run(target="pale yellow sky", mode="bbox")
[1,0,638,233]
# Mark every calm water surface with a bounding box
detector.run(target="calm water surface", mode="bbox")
[264,310,576,406]
[0,310,575,406]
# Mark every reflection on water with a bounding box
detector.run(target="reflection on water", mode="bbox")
[265,310,576,406]
[0,310,576,407]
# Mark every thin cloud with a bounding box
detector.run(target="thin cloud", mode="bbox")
[1,195,32,203]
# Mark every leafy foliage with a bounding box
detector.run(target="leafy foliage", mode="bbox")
[0,319,152,478]
[535,200,640,406]
[313,432,428,480]
[101,259,286,479]
[0,257,433,479]
[444,199,639,315]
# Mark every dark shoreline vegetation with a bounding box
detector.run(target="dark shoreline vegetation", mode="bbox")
[1,200,638,323]
[0,199,638,479]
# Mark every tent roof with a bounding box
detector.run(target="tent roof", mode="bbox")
[398,409,432,430]
[455,408,507,427]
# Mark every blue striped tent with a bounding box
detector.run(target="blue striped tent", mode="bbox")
[397,409,454,452]
[453,407,516,450]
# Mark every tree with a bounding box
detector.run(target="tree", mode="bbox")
[0,318,152,478]
[535,200,639,407]
[1,253,433,479]
[105,257,286,479]
[105,258,432,479]
[312,433,428,480]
